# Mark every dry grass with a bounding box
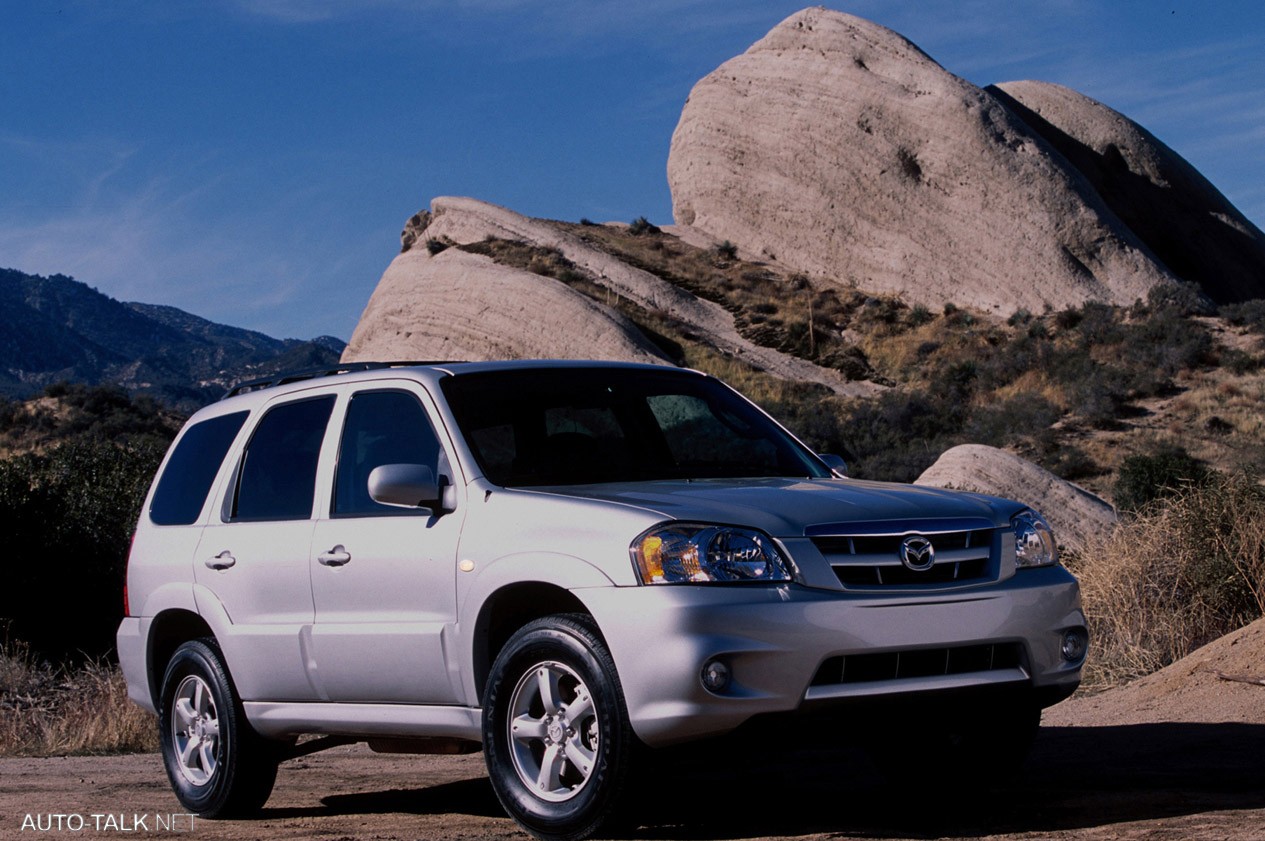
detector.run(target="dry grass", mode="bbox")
[1068,472,1265,691]
[0,642,156,756]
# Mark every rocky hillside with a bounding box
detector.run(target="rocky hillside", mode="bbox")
[0,268,345,410]
[667,8,1265,311]
[344,7,1265,499]
[349,8,1265,389]
[344,197,881,398]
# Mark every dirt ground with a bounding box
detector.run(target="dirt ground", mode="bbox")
[2,713,1264,840]
[4,621,1264,840]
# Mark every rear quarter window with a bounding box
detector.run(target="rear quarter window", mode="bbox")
[149,411,249,526]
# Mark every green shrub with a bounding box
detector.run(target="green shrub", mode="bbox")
[0,438,167,659]
[1221,298,1265,333]
[714,240,738,260]
[1221,348,1261,375]
[963,393,1061,447]
[1114,445,1209,513]
[628,216,660,236]
[425,238,449,255]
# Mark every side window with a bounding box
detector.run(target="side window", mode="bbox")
[333,390,444,517]
[231,396,335,521]
[150,411,248,525]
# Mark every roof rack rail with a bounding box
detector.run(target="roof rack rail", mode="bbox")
[222,361,453,400]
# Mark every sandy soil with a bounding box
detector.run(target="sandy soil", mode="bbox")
[2,714,1264,840]
[4,622,1263,840]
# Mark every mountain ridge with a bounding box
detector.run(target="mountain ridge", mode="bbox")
[0,267,345,411]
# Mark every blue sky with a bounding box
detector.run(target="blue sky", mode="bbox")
[2,1,1262,341]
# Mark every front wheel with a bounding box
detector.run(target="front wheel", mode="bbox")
[158,639,280,817]
[483,614,634,841]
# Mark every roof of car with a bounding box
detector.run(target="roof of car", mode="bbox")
[222,359,695,400]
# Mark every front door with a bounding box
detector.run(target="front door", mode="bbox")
[307,386,464,704]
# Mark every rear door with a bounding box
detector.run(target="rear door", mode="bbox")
[194,392,337,702]
[307,384,466,704]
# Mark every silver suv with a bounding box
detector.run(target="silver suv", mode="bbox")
[118,360,1085,840]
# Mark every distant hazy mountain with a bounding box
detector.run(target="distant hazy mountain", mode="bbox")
[0,267,346,411]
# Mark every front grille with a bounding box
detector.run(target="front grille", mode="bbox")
[834,558,989,586]
[810,642,1024,687]
[810,523,996,589]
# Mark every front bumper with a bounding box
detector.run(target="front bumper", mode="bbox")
[579,565,1084,747]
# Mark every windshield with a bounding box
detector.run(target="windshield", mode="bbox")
[441,367,831,487]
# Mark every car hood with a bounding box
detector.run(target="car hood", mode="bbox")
[529,477,1023,537]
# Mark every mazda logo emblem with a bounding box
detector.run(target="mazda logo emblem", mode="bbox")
[899,535,936,571]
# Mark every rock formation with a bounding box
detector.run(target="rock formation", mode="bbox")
[667,8,1253,311]
[915,444,1117,553]
[989,80,1265,303]
[342,241,670,366]
[345,197,880,397]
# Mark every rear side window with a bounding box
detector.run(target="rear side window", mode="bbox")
[149,411,249,526]
[231,396,335,521]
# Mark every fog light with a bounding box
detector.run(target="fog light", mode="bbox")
[1061,629,1088,663]
[700,659,731,693]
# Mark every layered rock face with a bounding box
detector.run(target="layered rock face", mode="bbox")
[990,81,1265,303]
[667,8,1220,311]
[343,234,671,366]
[345,197,880,396]
[915,444,1117,554]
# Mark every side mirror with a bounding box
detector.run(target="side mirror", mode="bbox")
[819,453,848,478]
[368,463,452,511]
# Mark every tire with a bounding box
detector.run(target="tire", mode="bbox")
[158,639,280,817]
[483,614,634,841]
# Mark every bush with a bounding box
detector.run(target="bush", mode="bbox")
[425,238,449,255]
[909,304,934,327]
[1114,445,1209,513]
[1144,281,1213,317]
[1072,472,1265,689]
[1221,298,1265,333]
[628,216,660,236]
[0,438,167,659]
[714,240,738,260]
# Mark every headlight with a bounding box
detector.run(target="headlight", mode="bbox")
[632,523,792,584]
[1012,509,1058,568]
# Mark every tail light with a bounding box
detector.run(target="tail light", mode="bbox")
[123,532,136,617]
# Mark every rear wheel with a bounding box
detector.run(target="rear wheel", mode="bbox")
[158,640,280,817]
[483,614,634,841]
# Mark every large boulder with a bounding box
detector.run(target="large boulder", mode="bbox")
[342,244,671,365]
[915,444,1117,554]
[667,7,1181,313]
[346,197,880,396]
[990,80,1265,303]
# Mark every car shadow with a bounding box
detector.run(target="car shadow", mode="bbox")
[261,778,505,821]
[257,722,1265,838]
[627,722,1265,839]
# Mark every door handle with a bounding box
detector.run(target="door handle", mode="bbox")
[318,545,351,567]
[205,550,236,570]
